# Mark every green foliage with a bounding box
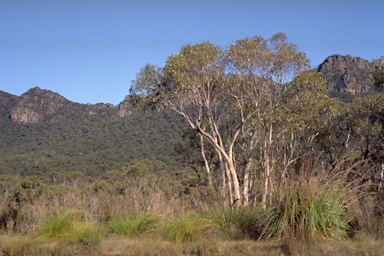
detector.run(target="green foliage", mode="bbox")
[161,214,214,243]
[262,168,352,242]
[335,92,384,174]
[11,176,47,204]
[263,184,349,242]
[64,221,101,245]
[37,209,101,245]
[205,206,264,240]
[37,209,84,239]
[280,69,338,133]
[84,179,112,193]
[0,103,188,176]
[371,56,384,91]
[108,212,161,237]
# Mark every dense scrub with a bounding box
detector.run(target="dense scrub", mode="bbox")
[0,107,188,176]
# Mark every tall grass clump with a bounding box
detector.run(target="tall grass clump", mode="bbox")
[205,206,264,240]
[37,210,80,239]
[108,212,161,237]
[262,159,357,242]
[37,209,101,245]
[161,214,214,243]
[64,221,101,245]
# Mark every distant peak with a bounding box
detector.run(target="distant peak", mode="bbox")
[22,87,69,101]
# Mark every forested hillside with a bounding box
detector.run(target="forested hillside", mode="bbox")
[0,89,188,176]
[0,53,382,179]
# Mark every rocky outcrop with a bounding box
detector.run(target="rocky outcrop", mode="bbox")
[9,87,70,123]
[0,91,18,107]
[318,54,374,95]
[117,96,135,118]
[0,91,18,119]
[3,87,137,124]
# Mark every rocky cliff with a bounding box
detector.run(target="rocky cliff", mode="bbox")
[9,87,70,123]
[318,54,374,95]
[3,87,135,124]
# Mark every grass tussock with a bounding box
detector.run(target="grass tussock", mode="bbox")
[64,221,101,245]
[161,214,214,243]
[37,209,102,245]
[108,212,161,237]
[205,206,264,240]
[262,158,355,242]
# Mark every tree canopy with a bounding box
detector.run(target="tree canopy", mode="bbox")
[131,32,311,206]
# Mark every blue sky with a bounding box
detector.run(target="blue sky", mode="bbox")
[1,0,383,105]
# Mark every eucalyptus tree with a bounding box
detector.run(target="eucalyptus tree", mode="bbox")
[339,92,384,192]
[371,56,384,91]
[276,70,340,181]
[131,33,309,206]
[226,33,309,206]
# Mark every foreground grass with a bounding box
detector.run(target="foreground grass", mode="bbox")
[1,165,383,255]
[1,234,384,256]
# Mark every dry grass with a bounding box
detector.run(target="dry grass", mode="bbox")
[1,235,384,256]
[1,166,384,255]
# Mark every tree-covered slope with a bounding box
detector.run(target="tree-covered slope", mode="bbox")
[0,89,188,176]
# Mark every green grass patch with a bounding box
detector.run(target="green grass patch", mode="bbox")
[262,180,351,242]
[205,206,264,240]
[37,211,75,239]
[161,214,214,243]
[37,209,101,245]
[64,221,102,245]
[108,212,161,237]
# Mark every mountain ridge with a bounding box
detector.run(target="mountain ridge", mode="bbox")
[0,54,380,176]
[1,86,137,124]
[1,54,377,124]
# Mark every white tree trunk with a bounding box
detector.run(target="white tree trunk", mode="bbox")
[242,131,258,206]
[200,135,212,185]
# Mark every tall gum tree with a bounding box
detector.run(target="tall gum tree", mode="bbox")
[275,70,340,185]
[131,33,309,206]
[226,33,309,207]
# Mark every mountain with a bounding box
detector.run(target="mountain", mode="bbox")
[9,87,71,123]
[0,54,378,176]
[318,54,374,101]
[0,87,188,176]
[5,87,136,124]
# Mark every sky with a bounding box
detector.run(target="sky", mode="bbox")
[1,0,383,105]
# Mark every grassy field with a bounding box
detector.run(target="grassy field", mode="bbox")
[1,234,384,256]
[1,165,383,256]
